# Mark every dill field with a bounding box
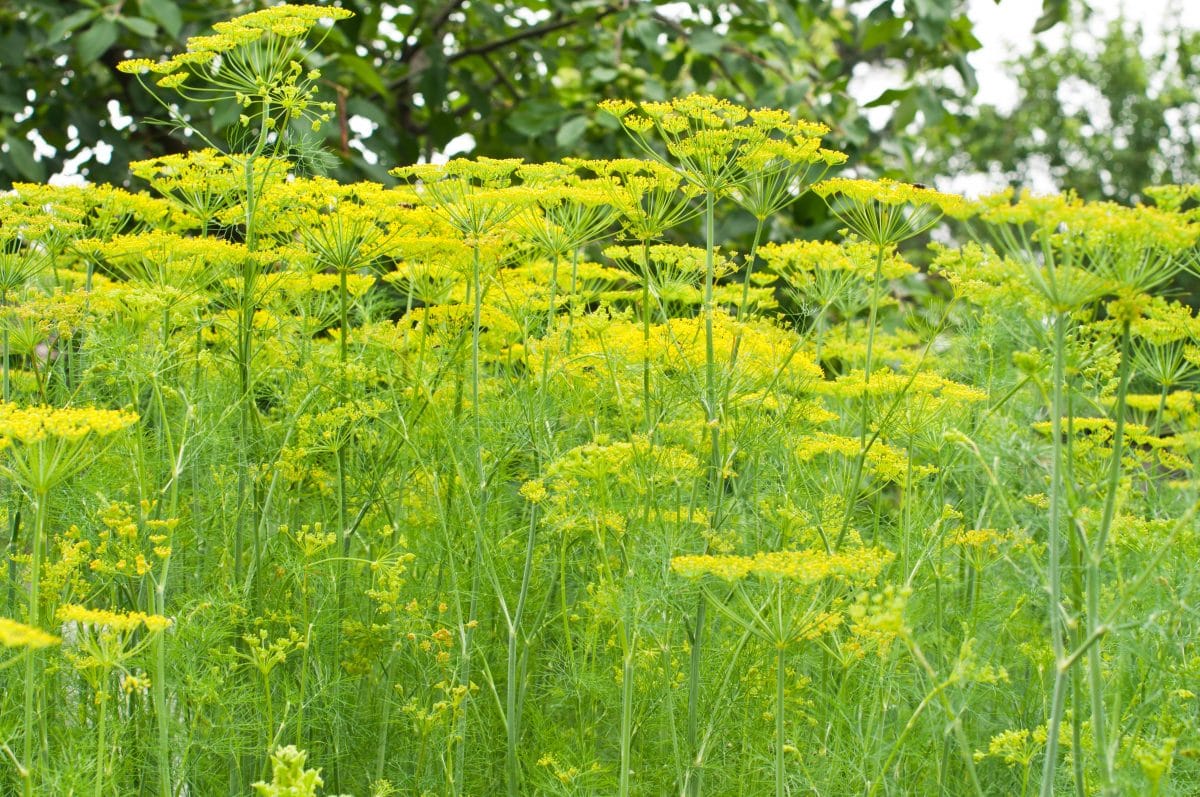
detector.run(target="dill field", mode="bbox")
[3,6,1200,796]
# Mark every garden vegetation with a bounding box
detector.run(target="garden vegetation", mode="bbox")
[2,5,1199,796]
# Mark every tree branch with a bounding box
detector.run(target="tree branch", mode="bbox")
[448,5,622,64]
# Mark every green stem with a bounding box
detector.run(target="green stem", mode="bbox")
[153,579,171,797]
[263,669,275,765]
[687,191,720,797]
[775,639,787,797]
[1040,311,1070,797]
[94,691,107,797]
[564,248,581,355]
[737,217,766,322]
[641,239,653,433]
[21,488,47,797]
[862,243,887,388]
[619,626,637,797]
[2,288,10,402]
[1086,319,1132,794]
[506,506,539,797]
[339,268,350,364]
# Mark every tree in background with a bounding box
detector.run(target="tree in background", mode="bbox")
[925,9,1200,205]
[1,0,1040,188]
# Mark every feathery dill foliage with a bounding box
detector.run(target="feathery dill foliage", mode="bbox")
[2,7,1200,797]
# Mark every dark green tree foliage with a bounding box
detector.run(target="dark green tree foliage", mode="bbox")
[2,0,1009,188]
[932,14,1200,204]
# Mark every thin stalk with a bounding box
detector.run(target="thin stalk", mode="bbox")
[1040,311,1070,797]
[261,669,275,779]
[1086,319,1132,794]
[21,489,48,797]
[94,691,108,797]
[619,625,637,797]
[564,247,581,354]
[641,238,653,433]
[339,268,350,364]
[153,577,171,797]
[774,639,787,797]
[455,240,488,797]
[538,252,560,398]
[2,288,10,402]
[862,243,887,388]
[505,506,539,797]
[736,217,767,322]
[332,441,349,787]
[686,191,720,797]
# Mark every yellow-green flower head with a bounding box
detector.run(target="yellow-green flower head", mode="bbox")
[671,546,892,584]
[0,403,139,445]
[516,162,577,187]
[564,157,683,189]
[599,95,844,194]
[814,178,971,218]
[1143,183,1200,214]
[971,189,1089,230]
[604,243,736,283]
[0,616,60,649]
[760,239,915,280]
[814,178,969,246]
[392,157,525,188]
[1129,298,1200,345]
[57,604,172,634]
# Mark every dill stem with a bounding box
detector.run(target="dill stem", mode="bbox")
[1040,311,1070,797]
[1086,319,1132,794]
[21,488,47,797]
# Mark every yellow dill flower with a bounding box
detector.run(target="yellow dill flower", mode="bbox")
[391,163,535,243]
[847,585,911,655]
[57,604,171,633]
[545,435,702,492]
[605,243,736,287]
[0,403,138,491]
[78,230,248,290]
[973,190,1197,298]
[519,480,548,504]
[0,616,60,649]
[794,431,934,483]
[600,94,843,196]
[298,202,400,273]
[1143,183,1200,214]
[814,178,969,246]
[0,403,138,445]
[672,546,892,584]
[120,5,351,140]
[760,239,916,280]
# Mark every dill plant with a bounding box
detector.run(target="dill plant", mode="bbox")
[2,9,1200,795]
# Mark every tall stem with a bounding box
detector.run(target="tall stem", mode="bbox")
[1040,311,1070,797]
[94,690,108,797]
[775,642,787,797]
[641,239,653,433]
[506,506,539,797]
[1086,319,1132,794]
[862,243,887,388]
[774,587,787,797]
[619,625,637,797]
[22,488,48,797]
[687,192,720,796]
[2,288,10,402]
[736,217,766,323]
[153,578,172,797]
[455,240,487,796]
[339,268,350,364]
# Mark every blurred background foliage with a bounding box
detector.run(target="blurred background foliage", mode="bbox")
[1,0,1196,207]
